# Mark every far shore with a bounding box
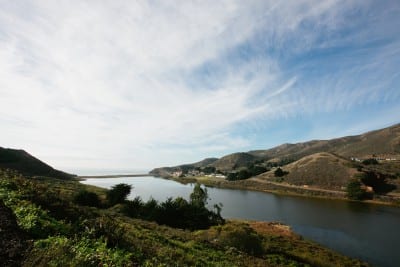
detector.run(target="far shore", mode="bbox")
[77,174,152,179]
[156,175,400,207]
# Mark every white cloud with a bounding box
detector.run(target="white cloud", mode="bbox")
[0,1,398,171]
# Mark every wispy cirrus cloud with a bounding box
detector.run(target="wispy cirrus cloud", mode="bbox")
[0,1,399,170]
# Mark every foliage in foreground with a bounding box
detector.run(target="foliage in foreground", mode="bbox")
[121,183,224,230]
[0,169,368,267]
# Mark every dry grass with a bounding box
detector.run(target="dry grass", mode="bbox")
[259,152,360,191]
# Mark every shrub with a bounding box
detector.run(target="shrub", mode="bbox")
[32,236,134,266]
[218,224,263,256]
[226,170,252,181]
[362,158,379,165]
[13,201,70,238]
[107,183,132,206]
[274,168,288,177]
[226,172,238,181]
[249,165,268,176]
[74,190,100,207]
[359,171,396,194]
[237,169,252,180]
[346,179,366,200]
[122,196,144,217]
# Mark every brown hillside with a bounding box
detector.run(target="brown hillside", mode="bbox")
[258,152,360,191]
[211,152,258,172]
[250,123,400,161]
[150,123,400,175]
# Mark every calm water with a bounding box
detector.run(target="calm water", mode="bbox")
[81,176,400,267]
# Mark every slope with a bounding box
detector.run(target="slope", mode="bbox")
[0,147,74,179]
[250,123,400,161]
[258,152,360,190]
[210,152,258,172]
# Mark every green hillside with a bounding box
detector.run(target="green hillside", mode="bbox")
[0,147,74,179]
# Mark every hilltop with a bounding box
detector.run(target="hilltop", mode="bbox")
[250,123,400,162]
[0,147,74,179]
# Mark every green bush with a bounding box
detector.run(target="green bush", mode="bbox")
[346,179,366,200]
[274,167,288,177]
[32,236,134,266]
[122,196,144,217]
[74,190,100,207]
[362,158,379,165]
[107,183,132,206]
[13,201,70,238]
[218,224,264,256]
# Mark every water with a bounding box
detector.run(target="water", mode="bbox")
[81,176,400,267]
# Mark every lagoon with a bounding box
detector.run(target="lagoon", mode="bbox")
[81,176,400,267]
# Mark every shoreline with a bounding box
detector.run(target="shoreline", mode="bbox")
[76,174,152,179]
[158,175,400,207]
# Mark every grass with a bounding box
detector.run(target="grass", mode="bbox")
[0,168,369,266]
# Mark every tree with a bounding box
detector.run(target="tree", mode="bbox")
[190,183,208,207]
[237,169,251,180]
[202,166,216,174]
[346,179,365,200]
[106,183,132,206]
[122,196,144,217]
[249,165,268,176]
[226,172,238,181]
[274,167,288,177]
[362,158,379,165]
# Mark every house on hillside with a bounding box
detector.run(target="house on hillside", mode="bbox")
[172,170,183,177]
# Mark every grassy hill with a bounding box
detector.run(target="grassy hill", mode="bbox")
[210,152,258,172]
[150,157,218,176]
[0,147,74,179]
[250,123,400,161]
[151,123,400,175]
[258,152,360,190]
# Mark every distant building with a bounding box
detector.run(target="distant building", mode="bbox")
[172,170,183,177]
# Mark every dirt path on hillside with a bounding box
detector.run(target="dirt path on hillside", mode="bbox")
[250,177,347,195]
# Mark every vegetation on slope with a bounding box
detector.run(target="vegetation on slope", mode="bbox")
[0,168,368,266]
[0,147,74,179]
[259,153,358,190]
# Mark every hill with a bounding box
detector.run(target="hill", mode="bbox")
[257,152,360,190]
[250,123,400,162]
[210,152,258,172]
[0,147,74,179]
[150,157,218,176]
[151,123,400,175]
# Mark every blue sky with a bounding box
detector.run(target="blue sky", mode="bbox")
[0,1,399,173]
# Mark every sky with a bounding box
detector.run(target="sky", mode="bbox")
[1,1,400,173]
